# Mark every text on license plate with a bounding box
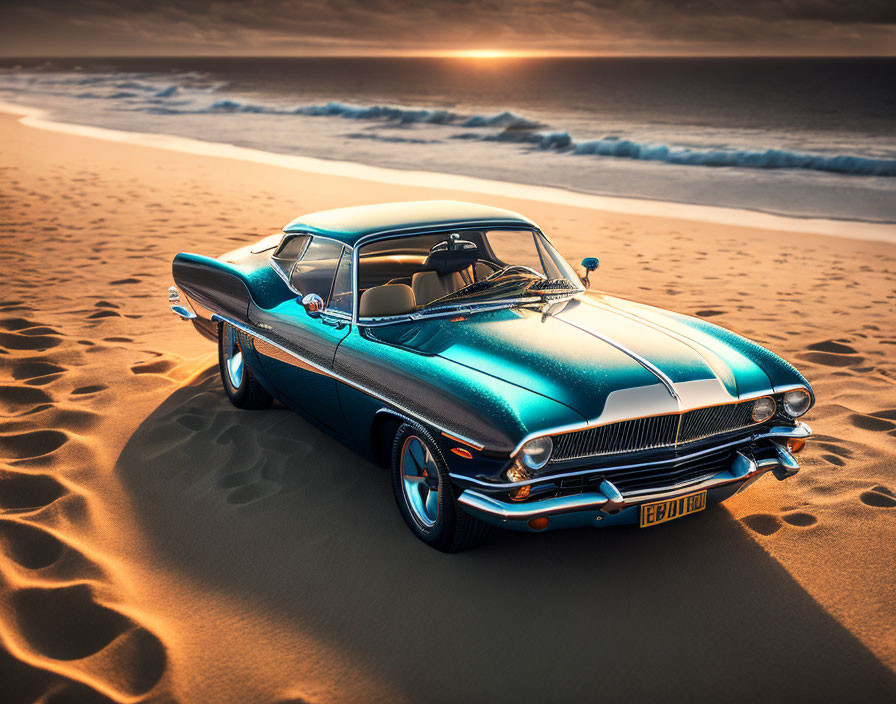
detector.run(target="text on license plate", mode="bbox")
[640,490,707,528]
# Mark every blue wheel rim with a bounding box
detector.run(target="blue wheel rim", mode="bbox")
[400,435,440,528]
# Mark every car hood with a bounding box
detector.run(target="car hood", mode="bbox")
[368,294,808,423]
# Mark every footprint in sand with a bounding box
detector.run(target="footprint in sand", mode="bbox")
[860,486,896,508]
[130,359,176,375]
[11,359,66,381]
[6,584,166,696]
[0,317,50,332]
[0,385,53,413]
[849,414,896,432]
[177,413,212,431]
[0,319,64,351]
[23,375,64,388]
[807,340,858,354]
[0,331,62,351]
[781,512,818,527]
[71,385,107,395]
[800,339,864,367]
[741,513,781,535]
[813,437,852,460]
[87,310,122,319]
[0,519,66,569]
[0,469,67,510]
[0,430,69,461]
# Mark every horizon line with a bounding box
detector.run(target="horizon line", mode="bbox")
[2,52,895,60]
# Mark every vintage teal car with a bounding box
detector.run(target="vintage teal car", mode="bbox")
[170,201,814,551]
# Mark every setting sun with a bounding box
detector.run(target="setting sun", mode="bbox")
[449,49,514,59]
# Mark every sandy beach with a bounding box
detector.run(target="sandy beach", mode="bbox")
[1,108,894,702]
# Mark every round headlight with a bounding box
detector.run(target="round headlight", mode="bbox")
[751,397,776,423]
[783,388,811,417]
[519,436,553,470]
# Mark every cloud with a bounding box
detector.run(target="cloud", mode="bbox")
[1,0,895,55]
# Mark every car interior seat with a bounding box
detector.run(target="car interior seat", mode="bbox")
[411,271,466,306]
[359,283,416,317]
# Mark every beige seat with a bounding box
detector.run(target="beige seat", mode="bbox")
[359,284,416,318]
[411,271,466,306]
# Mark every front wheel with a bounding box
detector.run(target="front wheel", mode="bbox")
[218,323,273,409]
[391,422,489,552]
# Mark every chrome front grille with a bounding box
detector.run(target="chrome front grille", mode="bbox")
[678,401,757,445]
[551,400,760,463]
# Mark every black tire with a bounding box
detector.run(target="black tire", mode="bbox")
[390,422,489,552]
[218,322,273,410]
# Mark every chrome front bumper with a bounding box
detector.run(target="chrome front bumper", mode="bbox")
[456,423,809,531]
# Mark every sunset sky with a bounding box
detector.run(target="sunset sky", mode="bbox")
[1,0,895,57]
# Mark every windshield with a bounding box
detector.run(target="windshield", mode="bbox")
[356,229,583,319]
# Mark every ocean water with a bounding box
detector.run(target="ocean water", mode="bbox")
[1,57,894,223]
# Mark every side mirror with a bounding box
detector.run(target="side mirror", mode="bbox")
[580,257,599,289]
[299,292,324,318]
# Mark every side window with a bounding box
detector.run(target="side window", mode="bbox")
[290,237,343,298]
[328,248,353,315]
[271,234,309,279]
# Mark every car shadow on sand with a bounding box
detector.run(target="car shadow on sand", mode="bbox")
[116,369,895,703]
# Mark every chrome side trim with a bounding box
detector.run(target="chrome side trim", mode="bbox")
[457,443,800,524]
[449,422,811,490]
[553,313,680,402]
[212,314,489,450]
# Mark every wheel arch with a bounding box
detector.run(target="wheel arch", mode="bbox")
[370,408,412,468]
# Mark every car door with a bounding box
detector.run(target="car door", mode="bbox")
[250,236,353,433]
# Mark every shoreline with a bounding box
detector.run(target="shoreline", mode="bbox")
[2,99,894,244]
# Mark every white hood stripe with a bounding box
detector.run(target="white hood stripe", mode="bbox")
[554,313,680,401]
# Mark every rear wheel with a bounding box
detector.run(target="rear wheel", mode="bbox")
[391,422,489,552]
[218,323,273,409]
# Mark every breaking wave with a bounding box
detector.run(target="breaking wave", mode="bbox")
[172,98,545,129]
[470,127,896,177]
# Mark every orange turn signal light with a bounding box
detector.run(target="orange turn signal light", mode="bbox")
[788,438,807,454]
[528,517,549,531]
[450,447,473,459]
[510,484,531,501]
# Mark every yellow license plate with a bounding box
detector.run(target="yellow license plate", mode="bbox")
[640,490,707,528]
